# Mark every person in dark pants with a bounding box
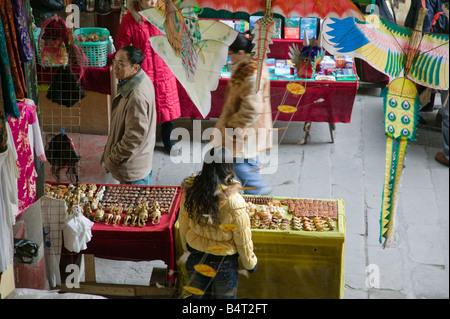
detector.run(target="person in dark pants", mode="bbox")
[405,0,449,165]
[405,0,449,117]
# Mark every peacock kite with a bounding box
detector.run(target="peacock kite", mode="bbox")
[322,8,449,247]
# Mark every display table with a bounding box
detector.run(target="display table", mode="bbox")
[178,78,357,143]
[80,185,183,284]
[44,182,182,294]
[175,196,346,299]
[179,79,357,123]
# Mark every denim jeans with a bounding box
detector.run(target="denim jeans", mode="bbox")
[233,157,271,195]
[185,248,239,299]
[162,120,174,149]
[120,170,152,185]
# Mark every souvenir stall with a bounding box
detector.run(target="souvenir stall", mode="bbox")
[43,182,182,297]
[140,1,363,145]
[174,195,346,299]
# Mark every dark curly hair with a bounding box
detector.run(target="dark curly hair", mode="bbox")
[228,31,254,54]
[183,147,237,226]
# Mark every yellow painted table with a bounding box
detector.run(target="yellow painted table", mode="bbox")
[175,197,345,299]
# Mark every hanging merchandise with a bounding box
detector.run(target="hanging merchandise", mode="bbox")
[46,66,86,107]
[12,0,34,63]
[37,16,69,66]
[38,15,87,72]
[140,2,239,117]
[63,204,94,253]
[0,126,19,273]
[28,0,64,26]
[95,0,112,15]
[7,101,39,214]
[45,130,80,184]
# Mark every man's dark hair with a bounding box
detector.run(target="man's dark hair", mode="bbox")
[120,46,144,67]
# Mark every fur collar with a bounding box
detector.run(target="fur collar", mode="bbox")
[230,56,258,86]
[127,0,143,23]
[182,175,243,201]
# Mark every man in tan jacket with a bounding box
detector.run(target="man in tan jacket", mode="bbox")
[102,46,156,184]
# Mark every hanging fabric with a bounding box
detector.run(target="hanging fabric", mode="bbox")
[12,0,34,63]
[0,1,27,100]
[0,17,20,121]
[63,204,93,253]
[7,101,38,214]
[0,125,19,273]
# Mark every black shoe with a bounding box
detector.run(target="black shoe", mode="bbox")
[418,115,427,125]
[164,143,181,156]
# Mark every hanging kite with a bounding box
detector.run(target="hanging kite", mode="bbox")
[140,1,238,117]
[322,8,449,247]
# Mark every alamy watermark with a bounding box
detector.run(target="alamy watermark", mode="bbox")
[366,264,380,289]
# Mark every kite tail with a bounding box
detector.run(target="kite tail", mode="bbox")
[380,137,408,248]
[251,17,275,93]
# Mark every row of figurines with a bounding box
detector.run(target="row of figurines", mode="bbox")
[251,214,336,232]
[88,199,162,228]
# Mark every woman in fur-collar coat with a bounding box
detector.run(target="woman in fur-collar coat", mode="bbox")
[212,33,273,195]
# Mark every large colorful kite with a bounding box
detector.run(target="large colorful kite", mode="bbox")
[322,8,449,247]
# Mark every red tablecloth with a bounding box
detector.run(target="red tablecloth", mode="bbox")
[179,78,358,123]
[81,186,182,283]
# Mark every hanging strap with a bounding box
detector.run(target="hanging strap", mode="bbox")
[387,0,397,22]
[370,0,376,14]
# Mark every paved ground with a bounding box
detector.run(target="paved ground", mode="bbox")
[148,87,448,299]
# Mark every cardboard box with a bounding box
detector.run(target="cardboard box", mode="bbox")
[234,20,249,33]
[285,17,300,39]
[300,17,318,40]
[250,15,282,39]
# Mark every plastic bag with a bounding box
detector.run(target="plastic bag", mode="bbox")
[14,238,39,264]
[63,205,94,253]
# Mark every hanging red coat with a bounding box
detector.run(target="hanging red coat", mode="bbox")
[115,3,181,123]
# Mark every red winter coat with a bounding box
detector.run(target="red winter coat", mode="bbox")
[115,6,181,123]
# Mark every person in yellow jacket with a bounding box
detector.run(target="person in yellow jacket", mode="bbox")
[178,146,257,299]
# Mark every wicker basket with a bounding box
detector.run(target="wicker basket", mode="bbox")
[74,27,110,67]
